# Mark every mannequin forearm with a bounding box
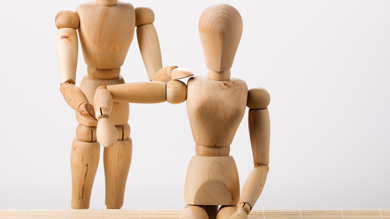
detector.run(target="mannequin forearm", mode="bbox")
[57,28,78,84]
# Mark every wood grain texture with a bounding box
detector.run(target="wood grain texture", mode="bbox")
[181,205,209,219]
[0,209,388,218]
[247,88,270,110]
[76,76,129,127]
[78,103,98,122]
[199,4,243,72]
[94,88,113,119]
[76,2,135,69]
[76,124,97,142]
[195,144,230,156]
[97,118,118,148]
[153,65,177,82]
[135,7,155,27]
[104,138,132,209]
[70,139,100,209]
[96,0,118,7]
[116,124,130,140]
[167,80,187,104]
[55,11,79,29]
[227,210,247,219]
[184,156,240,206]
[107,81,166,103]
[137,24,163,80]
[171,68,194,80]
[57,28,78,84]
[60,83,89,111]
[248,109,270,165]
[187,76,248,147]
[207,70,231,81]
[87,67,121,80]
[239,165,269,209]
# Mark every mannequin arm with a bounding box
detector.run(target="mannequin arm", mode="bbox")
[232,88,271,218]
[56,11,96,122]
[94,80,188,147]
[135,7,163,81]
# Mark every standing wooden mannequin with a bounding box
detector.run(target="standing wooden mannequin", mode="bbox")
[56,0,172,209]
[180,4,271,219]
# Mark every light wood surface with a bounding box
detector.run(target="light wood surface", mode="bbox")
[195,144,230,156]
[153,66,194,82]
[70,139,100,209]
[238,203,251,215]
[77,76,129,127]
[248,109,270,165]
[60,83,89,111]
[97,118,118,148]
[116,124,131,140]
[153,65,178,82]
[228,210,247,219]
[96,0,118,7]
[167,80,187,104]
[87,67,121,80]
[78,103,97,122]
[104,138,132,209]
[93,88,113,119]
[207,69,231,81]
[181,205,209,219]
[107,81,166,103]
[76,124,97,142]
[135,7,155,27]
[184,156,240,206]
[55,11,79,30]
[199,4,243,73]
[57,28,78,84]
[182,4,271,214]
[171,68,194,80]
[76,2,135,69]
[247,88,270,110]
[186,76,248,147]
[2,209,388,218]
[94,88,118,147]
[57,0,166,210]
[137,23,163,80]
[239,165,269,209]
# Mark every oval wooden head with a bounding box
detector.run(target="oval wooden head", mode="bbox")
[199,4,243,73]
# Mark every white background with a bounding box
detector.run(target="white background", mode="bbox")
[0,0,389,210]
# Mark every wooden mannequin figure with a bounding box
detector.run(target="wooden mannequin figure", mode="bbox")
[179,4,271,219]
[56,0,178,209]
[94,3,270,218]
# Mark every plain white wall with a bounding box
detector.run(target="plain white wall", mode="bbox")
[0,0,389,210]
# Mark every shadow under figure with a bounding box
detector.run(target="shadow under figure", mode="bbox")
[179,4,271,219]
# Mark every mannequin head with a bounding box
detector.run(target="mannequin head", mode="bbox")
[199,4,243,73]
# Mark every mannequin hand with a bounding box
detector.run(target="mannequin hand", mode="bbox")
[78,102,97,122]
[153,65,178,82]
[228,203,250,219]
